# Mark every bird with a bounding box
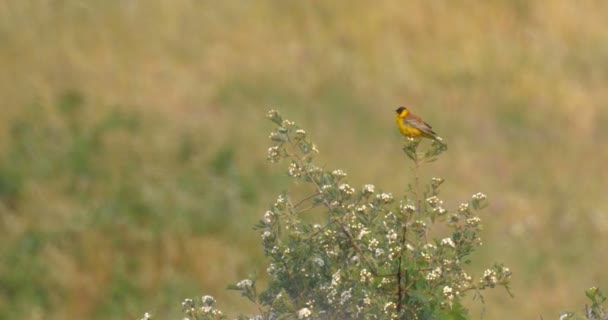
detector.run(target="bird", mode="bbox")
[395,106,445,144]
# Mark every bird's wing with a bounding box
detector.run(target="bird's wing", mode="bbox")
[403,114,437,136]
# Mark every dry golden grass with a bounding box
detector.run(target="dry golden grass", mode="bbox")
[1,1,608,319]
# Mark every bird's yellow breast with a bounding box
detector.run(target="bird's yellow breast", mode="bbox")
[395,115,423,137]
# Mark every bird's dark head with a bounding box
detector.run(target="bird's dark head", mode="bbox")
[395,106,407,114]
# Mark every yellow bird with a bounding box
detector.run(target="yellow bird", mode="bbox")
[395,106,444,143]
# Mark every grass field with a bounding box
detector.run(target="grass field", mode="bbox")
[1,1,607,319]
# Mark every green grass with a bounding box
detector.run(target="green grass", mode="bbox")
[0,1,607,319]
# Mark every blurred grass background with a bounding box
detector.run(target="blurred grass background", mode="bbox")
[1,1,607,319]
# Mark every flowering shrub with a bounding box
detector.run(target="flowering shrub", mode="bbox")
[142,110,514,319]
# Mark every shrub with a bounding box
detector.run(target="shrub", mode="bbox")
[143,110,513,319]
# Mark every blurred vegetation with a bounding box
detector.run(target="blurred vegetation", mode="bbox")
[0,1,607,319]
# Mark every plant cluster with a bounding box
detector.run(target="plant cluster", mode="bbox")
[144,110,514,319]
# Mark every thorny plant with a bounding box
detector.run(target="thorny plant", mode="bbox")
[140,110,514,320]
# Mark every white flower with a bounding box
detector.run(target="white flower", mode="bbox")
[236,279,253,289]
[384,301,396,310]
[141,312,152,320]
[307,165,322,173]
[458,203,470,212]
[266,109,279,118]
[472,192,487,201]
[363,184,375,194]
[466,216,482,226]
[383,302,396,313]
[340,289,352,305]
[434,207,447,215]
[297,307,312,319]
[296,129,306,136]
[266,263,276,275]
[431,177,444,186]
[413,220,427,229]
[181,298,193,308]
[423,243,437,250]
[441,237,455,248]
[261,231,272,240]
[267,146,281,162]
[482,269,498,286]
[201,295,215,304]
[443,286,455,308]
[377,192,393,203]
[426,267,442,281]
[281,119,295,127]
[456,272,473,291]
[483,269,495,278]
[263,210,274,224]
[338,183,355,195]
[426,196,442,206]
[401,203,416,214]
[332,169,347,178]
[443,286,453,296]
[288,162,301,177]
[368,238,379,250]
[388,246,401,260]
[357,228,370,239]
[283,248,291,256]
[360,268,372,282]
[332,269,341,286]
[374,248,384,257]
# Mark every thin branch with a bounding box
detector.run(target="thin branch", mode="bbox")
[293,192,322,208]
[295,203,321,214]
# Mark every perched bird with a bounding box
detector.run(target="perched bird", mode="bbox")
[395,106,444,144]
